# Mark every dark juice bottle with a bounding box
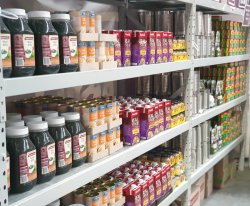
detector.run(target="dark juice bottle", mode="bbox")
[27,121,56,184]
[3,9,35,77]
[0,17,12,78]
[51,13,79,73]
[61,112,87,167]
[46,116,72,175]
[6,126,37,193]
[28,11,60,75]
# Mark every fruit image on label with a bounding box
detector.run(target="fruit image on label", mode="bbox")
[40,144,56,175]
[19,150,37,184]
[14,34,35,67]
[1,34,12,68]
[57,138,72,168]
[73,132,86,160]
[64,137,72,160]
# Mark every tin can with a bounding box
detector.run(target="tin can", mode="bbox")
[87,134,98,156]
[108,42,115,61]
[74,190,84,204]
[98,131,106,152]
[106,181,115,204]
[114,178,123,201]
[85,191,100,206]
[106,129,114,148]
[82,104,98,128]
[69,10,87,34]
[95,41,106,62]
[97,103,106,125]
[86,11,95,33]
[105,100,113,122]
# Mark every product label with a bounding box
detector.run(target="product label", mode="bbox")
[6,156,10,189]
[57,138,72,168]
[62,36,78,65]
[19,150,37,184]
[40,143,56,175]
[98,132,106,145]
[105,103,112,117]
[73,132,87,160]
[1,33,12,68]
[106,129,114,142]
[14,34,35,67]
[42,35,59,66]
[78,41,87,63]
[89,135,98,149]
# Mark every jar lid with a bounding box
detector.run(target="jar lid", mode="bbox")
[28,11,51,19]
[61,112,80,121]
[6,119,25,127]
[23,115,43,124]
[27,121,48,131]
[51,13,70,20]
[3,8,26,17]
[47,200,60,206]
[7,113,22,120]
[40,111,58,119]
[6,126,29,137]
[46,116,65,126]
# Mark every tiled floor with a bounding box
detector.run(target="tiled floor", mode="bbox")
[203,169,250,206]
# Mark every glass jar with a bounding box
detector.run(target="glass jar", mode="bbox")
[6,126,37,193]
[51,13,79,73]
[27,121,56,183]
[3,8,35,77]
[46,116,72,175]
[28,11,60,75]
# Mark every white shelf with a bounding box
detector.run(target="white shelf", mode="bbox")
[5,61,191,97]
[193,54,249,68]
[190,134,244,184]
[8,122,189,206]
[158,181,189,206]
[196,0,244,16]
[191,95,247,127]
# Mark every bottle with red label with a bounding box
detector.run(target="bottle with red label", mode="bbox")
[46,116,72,175]
[27,121,56,184]
[3,9,35,77]
[28,11,60,75]
[61,112,87,167]
[51,13,79,73]
[0,17,12,78]
[6,126,37,193]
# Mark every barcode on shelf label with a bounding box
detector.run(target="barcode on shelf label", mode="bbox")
[73,153,80,160]
[58,159,65,167]
[42,167,49,175]
[15,58,24,67]
[64,56,71,65]
[20,175,29,184]
[43,57,51,65]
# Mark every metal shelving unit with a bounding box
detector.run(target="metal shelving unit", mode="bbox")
[0,1,249,206]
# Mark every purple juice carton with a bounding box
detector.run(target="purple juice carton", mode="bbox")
[163,99,172,129]
[167,32,174,62]
[132,31,147,66]
[121,30,132,66]
[146,31,156,64]
[162,32,168,63]
[122,109,140,145]
[136,105,155,140]
[155,32,163,64]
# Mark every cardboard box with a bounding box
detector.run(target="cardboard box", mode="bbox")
[205,168,214,198]
[190,185,201,206]
[213,155,230,189]
[194,176,205,202]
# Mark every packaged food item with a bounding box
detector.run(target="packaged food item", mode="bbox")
[87,134,98,156]
[6,126,37,193]
[40,111,58,120]
[121,30,132,66]
[6,119,25,127]
[136,105,155,140]
[97,102,105,126]
[98,131,106,152]
[104,100,113,123]
[108,42,114,61]
[95,14,102,33]
[146,31,156,64]
[86,42,95,63]
[28,11,60,75]
[27,121,56,183]
[162,32,168,63]
[51,13,79,73]
[132,31,147,66]
[7,112,22,120]
[46,116,72,175]
[109,30,122,67]
[82,103,97,128]
[3,9,35,77]
[23,115,43,124]
[78,41,87,63]
[106,129,115,148]
[155,32,163,64]
[95,41,106,62]
[6,150,10,191]
[0,17,12,78]
[69,10,86,34]
[86,11,95,33]
[61,112,87,167]
[122,109,140,146]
